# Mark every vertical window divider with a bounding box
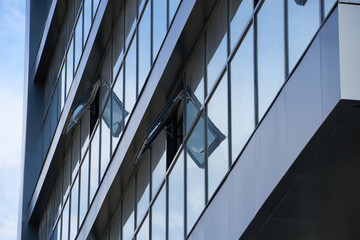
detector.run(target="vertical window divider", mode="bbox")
[166,0,170,29]
[284,0,289,78]
[182,75,187,240]
[253,13,259,126]
[203,33,209,205]
[320,0,325,24]
[149,148,153,240]
[150,0,154,66]
[226,0,232,169]
[134,170,138,233]
[165,174,169,240]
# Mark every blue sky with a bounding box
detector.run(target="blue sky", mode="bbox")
[0,0,25,239]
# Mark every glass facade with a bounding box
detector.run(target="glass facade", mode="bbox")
[37,0,340,239]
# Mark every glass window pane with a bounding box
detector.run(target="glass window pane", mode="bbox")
[125,37,137,123]
[136,214,149,240]
[66,1,75,43]
[169,0,180,23]
[61,65,65,108]
[71,127,80,181]
[186,117,205,234]
[122,180,135,240]
[66,38,74,96]
[54,177,62,223]
[231,26,254,163]
[81,111,90,158]
[206,0,227,95]
[51,87,58,137]
[100,52,111,113]
[324,0,336,17]
[84,0,92,43]
[112,67,125,153]
[70,176,79,240]
[207,73,228,198]
[53,218,61,240]
[168,151,184,240]
[151,131,166,199]
[153,0,167,61]
[288,0,319,71]
[62,199,69,240]
[136,152,150,227]
[75,11,83,69]
[109,207,121,240]
[229,0,253,50]
[63,150,71,203]
[113,8,124,79]
[257,0,285,120]
[186,40,204,134]
[79,151,89,225]
[93,0,100,16]
[100,100,111,179]
[151,186,165,240]
[44,114,50,158]
[90,125,100,201]
[138,2,151,92]
[125,0,137,48]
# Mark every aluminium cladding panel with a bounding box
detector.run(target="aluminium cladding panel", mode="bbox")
[187,7,341,240]
[338,3,360,101]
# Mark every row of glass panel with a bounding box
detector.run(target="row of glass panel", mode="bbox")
[39,0,183,238]
[43,0,101,161]
[39,0,339,239]
[99,0,340,239]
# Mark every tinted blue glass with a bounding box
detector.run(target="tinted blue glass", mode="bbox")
[71,128,80,181]
[93,0,100,17]
[79,152,89,225]
[151,186,166,240]
[90,125,99,201]
[63,151,71,203]
[324,0,336,17]
[168,151,184,240]
[288,0,319,71]
[186,117,205,234]
[125,37,137,123]
[207,73,228,198]
[231,26,254,163]
[229,0,253,50]
[66,39,74,96]
[50,86,58,137]
[125,0,137,48]
[84,0,91,43]
[61,65,65,108]
[44,114,50,158]
[257,0,285,120]
[113,9,124,79]
[62,199,69,240]
[112,67,125,153]
[206,0,227,95]
[136,152,150,227]
[70,177,79,240]
[122,180,135,240]
[151,131,166,199]
[100,100,111,179]
[153,0,167,61]
[53,218,61,240]
[169,0,180,23]
[138,3,151,92]
[74,11,83,70]
[136,214,149,240]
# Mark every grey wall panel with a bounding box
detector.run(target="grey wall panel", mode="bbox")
[188,7,342,239]
[339,4,360,101]
[320,7,340,120]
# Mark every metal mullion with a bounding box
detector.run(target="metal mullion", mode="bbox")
[134,171,137,234]
[253,12,259,126]
[226,0,232,169]
[165,174,169,240]
[166,0,169,29]
[183,144,187,239]
[203,31,209,205]
[149,147,152,240]
[150,0,154,65]
[320,0,324,23]
[284,0,289,78]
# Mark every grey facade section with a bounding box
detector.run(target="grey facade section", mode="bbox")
[188,6,343,239]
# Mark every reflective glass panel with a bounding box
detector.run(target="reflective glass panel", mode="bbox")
[100,52,111,113]
[63,150,71,203]
[109,207,121,240]
[81,111,90,158]
[84,0,91,43]
[61,65,65,108]
[44,114,50,158]
[324,0,336,17]
[70,176,79,240]
[206,0,227,95]
[138,2,151,92]
[151,131,166,199]
[112,67,125,153]
[122,180,135,240]
[288,0,319,71]
[231,26,254,163]
[186,40,204,134]
[169,0,180,22]
[186,117,205,234]
[100,100,111,179]
[71,127,80,181]
[50,89,58,137]
[125,0,137,47]
[62,199,69,240]
[207,73,228,198]
[153,0,167,61]
[168,151,184,240]
[90,125,100,201]
[53,218,61,240]
[136,214,149,240]
[151,186,165,240]
[230,0,253,50]
[136,152,150,227]
[113,8,124,79]
[54,177,62,222]
[125,37,137,123]
[93,0,100,16]
[66,38,74,96]
[257,0,285,120]
[79,152,89,225]
[75,11,83,69]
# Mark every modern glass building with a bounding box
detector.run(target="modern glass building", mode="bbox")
[19,0,360,239]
